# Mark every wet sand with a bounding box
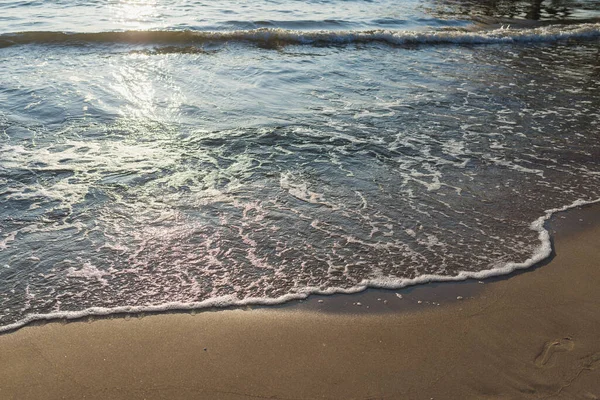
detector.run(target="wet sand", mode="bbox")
[0,205,599,400]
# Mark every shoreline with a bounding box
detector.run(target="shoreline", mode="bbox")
[2,199,599,334]
[0,204,599,398]
[280,201,600,315]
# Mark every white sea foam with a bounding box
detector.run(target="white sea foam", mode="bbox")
[66,262,110,286]
[1,197,598,334]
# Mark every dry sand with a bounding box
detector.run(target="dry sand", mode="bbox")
[0,205,599,400]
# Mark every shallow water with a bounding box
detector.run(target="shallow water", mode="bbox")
[1,0,599,331]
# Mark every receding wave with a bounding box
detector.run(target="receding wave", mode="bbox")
[0,198,597,334]
[1,23,599,48]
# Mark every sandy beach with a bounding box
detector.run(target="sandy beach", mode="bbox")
[0,204,599,400]
[2,0,600,399]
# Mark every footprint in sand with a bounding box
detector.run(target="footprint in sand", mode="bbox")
[534,337,575,367]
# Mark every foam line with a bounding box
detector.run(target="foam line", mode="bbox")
[1,197,598,334]
[1,23,599,48]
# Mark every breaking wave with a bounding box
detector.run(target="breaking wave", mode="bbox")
[1,22,600,48]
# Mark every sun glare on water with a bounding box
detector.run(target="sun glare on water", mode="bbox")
[110,0,161,30]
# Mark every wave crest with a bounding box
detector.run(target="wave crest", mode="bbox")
[1,23,599,49]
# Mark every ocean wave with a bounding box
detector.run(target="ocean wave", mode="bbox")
[1,197,598,334]
[1,23,599,49]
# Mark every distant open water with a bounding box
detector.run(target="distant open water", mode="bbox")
[1,0,600,332]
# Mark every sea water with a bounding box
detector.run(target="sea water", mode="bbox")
[1,0,599,332]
